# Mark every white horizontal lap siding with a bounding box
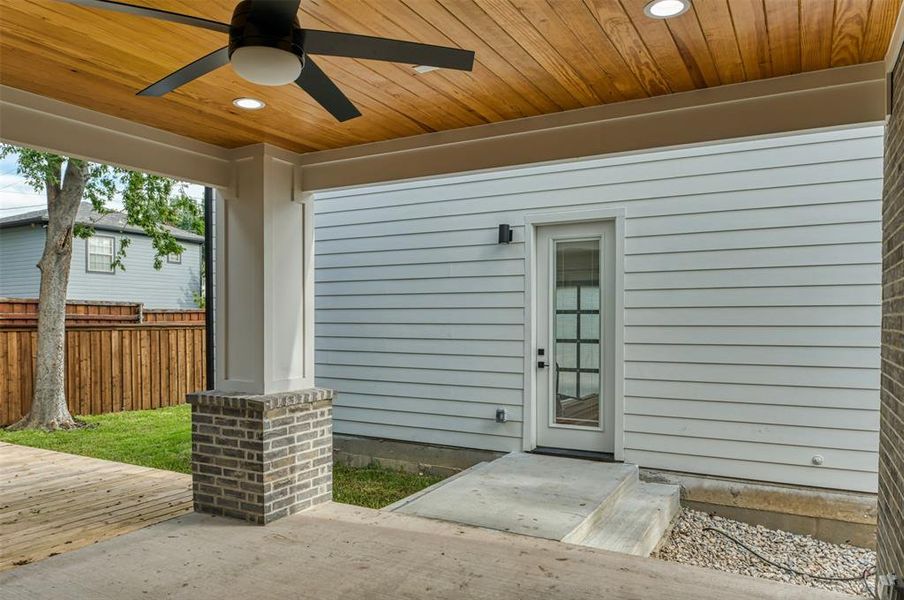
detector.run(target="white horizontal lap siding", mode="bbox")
[314,126,882,490]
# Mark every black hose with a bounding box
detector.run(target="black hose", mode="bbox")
[862,566,880,600]
[702,527,876,584]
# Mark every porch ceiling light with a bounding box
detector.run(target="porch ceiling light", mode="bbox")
[233,97,266,110]
[644,0,691,19]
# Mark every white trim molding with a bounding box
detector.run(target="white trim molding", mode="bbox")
[522,208,626,461]
[886,0,904,74]
[885,0,904,117]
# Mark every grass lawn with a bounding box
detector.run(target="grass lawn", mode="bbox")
[0,404,444,509]
[1,405,191,472]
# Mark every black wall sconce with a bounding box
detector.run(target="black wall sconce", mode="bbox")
[498,224,513,244]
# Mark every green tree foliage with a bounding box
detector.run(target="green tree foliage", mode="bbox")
[0,145,204,268]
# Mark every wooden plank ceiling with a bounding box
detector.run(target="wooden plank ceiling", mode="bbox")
[0,0,899,154]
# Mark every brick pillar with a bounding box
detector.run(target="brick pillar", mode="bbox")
[880,50,904,592]
[187,389,334,524]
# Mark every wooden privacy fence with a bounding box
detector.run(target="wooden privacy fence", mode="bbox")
[0,298,206,426]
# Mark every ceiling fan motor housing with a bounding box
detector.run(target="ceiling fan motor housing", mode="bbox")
[228,0,306,86]
[228,0,304,64]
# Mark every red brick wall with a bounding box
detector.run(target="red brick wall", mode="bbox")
[880,52,904,583]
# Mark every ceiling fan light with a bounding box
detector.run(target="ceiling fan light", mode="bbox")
[230,46,301,86]
[644,0,690,19]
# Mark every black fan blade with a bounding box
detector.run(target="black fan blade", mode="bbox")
[56,0,229,33]
[138,47,229,96]
[303,30,475,71]
[295,57,361,122]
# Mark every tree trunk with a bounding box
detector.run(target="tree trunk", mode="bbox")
[9,160,88,431]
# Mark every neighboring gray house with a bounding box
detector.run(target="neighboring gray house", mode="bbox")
[0,203,202,309]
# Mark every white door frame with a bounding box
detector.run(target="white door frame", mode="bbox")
[522,208,626,460]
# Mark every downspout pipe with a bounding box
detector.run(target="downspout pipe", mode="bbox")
[204,186,215,390]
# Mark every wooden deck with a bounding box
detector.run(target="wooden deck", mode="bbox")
[0,442,191,571]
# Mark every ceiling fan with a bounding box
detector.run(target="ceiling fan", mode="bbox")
[57,0,476,122]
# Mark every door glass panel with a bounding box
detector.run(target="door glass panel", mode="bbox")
[553,239,601,428]
[556,342,576,369]
[556,287,577,310]
[555,313,576,339]
[579,313,600,341]
[580,344,599,368]
[557,371,577,401]
[580,286,599,310]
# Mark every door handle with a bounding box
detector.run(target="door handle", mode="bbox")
[537,361,547,369]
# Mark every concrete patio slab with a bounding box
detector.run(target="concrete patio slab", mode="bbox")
[0,501,849,600]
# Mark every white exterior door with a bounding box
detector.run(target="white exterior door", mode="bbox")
[535,221,616,453]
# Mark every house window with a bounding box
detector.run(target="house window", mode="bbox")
[167,252,182,264]
[86,236,114,273]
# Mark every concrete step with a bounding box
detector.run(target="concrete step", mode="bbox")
[388,452,679,557]
[573,482,681,557]
[390,452,639,541]
[559,464,639,545]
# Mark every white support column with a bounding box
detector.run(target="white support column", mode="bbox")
[214,143,314,395]
[191,144,331,524]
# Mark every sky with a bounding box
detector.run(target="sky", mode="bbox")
[0,153,205,218]
[0,153,49,217]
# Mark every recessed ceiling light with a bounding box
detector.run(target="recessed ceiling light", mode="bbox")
[232,97,265,110]
[413,65,440,74]
[644,0,690,19]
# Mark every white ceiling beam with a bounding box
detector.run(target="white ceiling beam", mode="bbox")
[298,63,886,192]
[0,85,233,189]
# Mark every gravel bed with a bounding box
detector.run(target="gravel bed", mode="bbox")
[653,508,876,598]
